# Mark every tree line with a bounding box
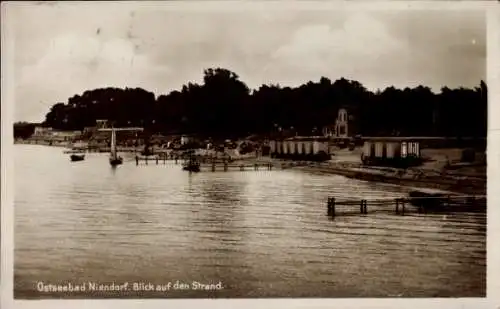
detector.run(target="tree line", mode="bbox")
[14,122,40,139]
[17,67,488,139]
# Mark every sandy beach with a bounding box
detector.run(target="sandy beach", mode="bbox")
[236,148,486,196]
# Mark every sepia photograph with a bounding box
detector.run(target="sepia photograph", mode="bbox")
[2,0,494,305]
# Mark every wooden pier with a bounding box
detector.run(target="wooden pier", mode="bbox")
[327,195,486,217]
[135,155,174,165]
[205,162,273,172]
[135,155,274,171]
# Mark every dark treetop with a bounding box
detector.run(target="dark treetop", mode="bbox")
[15,68,487,139]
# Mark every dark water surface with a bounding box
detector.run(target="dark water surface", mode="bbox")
[14,145,486,298]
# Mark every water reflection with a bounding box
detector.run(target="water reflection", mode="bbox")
[196,176,248,244]
[14,145,486,298]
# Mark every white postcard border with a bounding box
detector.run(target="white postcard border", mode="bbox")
[2,1,499,309]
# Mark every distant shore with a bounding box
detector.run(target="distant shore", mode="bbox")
[14,139,164,153]
[15,140,486,196]
[14,139,69,148]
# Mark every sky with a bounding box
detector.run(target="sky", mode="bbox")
[5,1,487,122]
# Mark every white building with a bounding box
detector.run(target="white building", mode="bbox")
[269,136,330,156]
[33,126,53,136]
[361,137,421,166]
[322,107,353,138]
[180,135,192,145]
[31,126,82,142]
[335,108,349,138]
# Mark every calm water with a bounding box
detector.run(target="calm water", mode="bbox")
[14,145,486,298]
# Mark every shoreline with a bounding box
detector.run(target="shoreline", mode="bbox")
[15,141,486,196]
[239,157,486,196]
[283,162,486,196]
[14,140,163,153]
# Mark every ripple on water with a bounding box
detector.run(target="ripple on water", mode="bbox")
[13,145,486,298]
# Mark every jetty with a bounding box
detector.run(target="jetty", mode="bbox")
[133,152,326,171]
[135,155,274,171]
[326,194,486,217]
[135,153,184,165]
[204,162,273,172]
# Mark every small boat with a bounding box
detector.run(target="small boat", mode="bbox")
[96,126,145,166]
[70,154,85,162]
[182,160,200,172]
[109,157,123,166]
[109,127,123,166]
[183,164,200,172]
[182,151,200,172]
[141,144,153,156]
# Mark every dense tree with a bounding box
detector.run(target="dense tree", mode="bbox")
[36,67,486,139]
[14,122,38,139]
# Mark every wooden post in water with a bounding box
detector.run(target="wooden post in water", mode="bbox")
[395,198,399,214]
[224,161,228,172]
[212,161,216,172]
[135,156,139,166]
[268,163,272,170]
[156,157,159,165]
[254,163,258,171]
[363,200,367,214]
[145,156,148,165]
[327,197,336,216]
[401,199,405,215]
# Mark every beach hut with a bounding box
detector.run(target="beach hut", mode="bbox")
[296,141,303,154]
[361,137,422,167]
[288,141,295,154]
[269,136,331,160]
[269,140,277,153]
[313,140,328,154]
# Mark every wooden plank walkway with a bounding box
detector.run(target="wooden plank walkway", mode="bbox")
[326,195,486,216]
[204,163,274,172]
[135,155,175,165]
[135,156,274,171]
